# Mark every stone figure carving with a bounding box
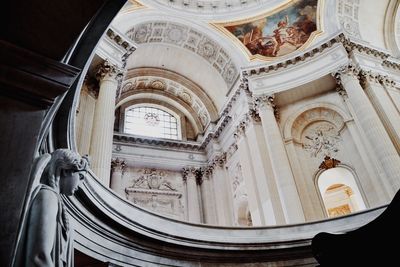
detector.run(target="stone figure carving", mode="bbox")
[15,149,89,267]
[302,122,341,157]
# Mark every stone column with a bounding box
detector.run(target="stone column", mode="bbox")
[335,64,400,195]
[211,154,234,226]
[183,167,202,223]
[360,72,400,152]
[200,167,218,225]
[90,61,123,186]
[235,123,266,226]
[255,95,305,224]
[110,158,126,197]
[244,111,285,225]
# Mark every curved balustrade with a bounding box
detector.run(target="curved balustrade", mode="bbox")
[66,172,386,266]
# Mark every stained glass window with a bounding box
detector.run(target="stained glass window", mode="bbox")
[124,106,180,140]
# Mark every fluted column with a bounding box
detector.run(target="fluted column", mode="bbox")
[360,72,400,152]
[90,61,123,186]
[200,167,218,225]
[334,64,400,195]
[243,111,285,225]
[235,123,266,226]
[255,95,305,224]
[211,154,234,226]
[183,167,202,223]
[110,158,126,197]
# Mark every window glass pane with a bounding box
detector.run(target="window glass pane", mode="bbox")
[124,106,180,140]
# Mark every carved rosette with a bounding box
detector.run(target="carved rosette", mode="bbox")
[111,158,126,174]
[96,60,125,82]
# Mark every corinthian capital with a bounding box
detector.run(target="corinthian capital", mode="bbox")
[111,158,126,173]
[332,62,360,84]
[253,95,279,120]
[96,60,124,82]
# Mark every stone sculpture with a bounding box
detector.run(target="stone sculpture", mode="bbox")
[14,149,89,267]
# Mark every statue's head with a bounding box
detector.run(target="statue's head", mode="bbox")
[41,149,90,195]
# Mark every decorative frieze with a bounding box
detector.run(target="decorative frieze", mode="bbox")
[106,28,136,66]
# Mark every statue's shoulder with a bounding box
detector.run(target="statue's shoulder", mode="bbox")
[32,184,59,203]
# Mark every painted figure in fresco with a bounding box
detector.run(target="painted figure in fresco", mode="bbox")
[226,0,318,58]
[15,149,89,267]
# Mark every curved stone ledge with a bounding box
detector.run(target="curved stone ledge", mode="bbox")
[67,172,385,265]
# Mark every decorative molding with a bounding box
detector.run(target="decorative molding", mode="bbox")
[339,35,390,59]
[106,28,136,66]
[242,34,342,77]
[318,156,341,170]
[241,34,390,78]
[125,21,239,88]
[114,133,202,150]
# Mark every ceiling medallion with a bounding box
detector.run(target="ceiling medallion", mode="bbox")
[211,0,323,61]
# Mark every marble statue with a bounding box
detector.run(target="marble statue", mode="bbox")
[14,149,89,267]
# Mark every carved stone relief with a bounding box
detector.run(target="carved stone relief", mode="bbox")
[125,168,185,220]
[229,162,252,226]
[126,21,239,87]
[302,121,341,158]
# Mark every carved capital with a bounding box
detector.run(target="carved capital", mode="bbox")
[111,158,126,173]
[182,167,202,184]
[233,118,248,140]
[96,60,124,82]
[248,108,261,122]
[332,62,361,84]
[253,95,279,120]
[359,70,382,86]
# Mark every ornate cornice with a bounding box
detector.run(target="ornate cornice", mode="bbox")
[382,59,400,71]
[242,34,343,77]
[241,33,390,78]
[106,28,136,67]
[114,133,202,151]
[199,115,232,150]
[338,35,390,60]
[96,60,125,82]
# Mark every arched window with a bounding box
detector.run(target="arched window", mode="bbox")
[317,167,366,218]
[124,106,181,140]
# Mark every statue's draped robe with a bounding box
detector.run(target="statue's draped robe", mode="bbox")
[15,184,73,267]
